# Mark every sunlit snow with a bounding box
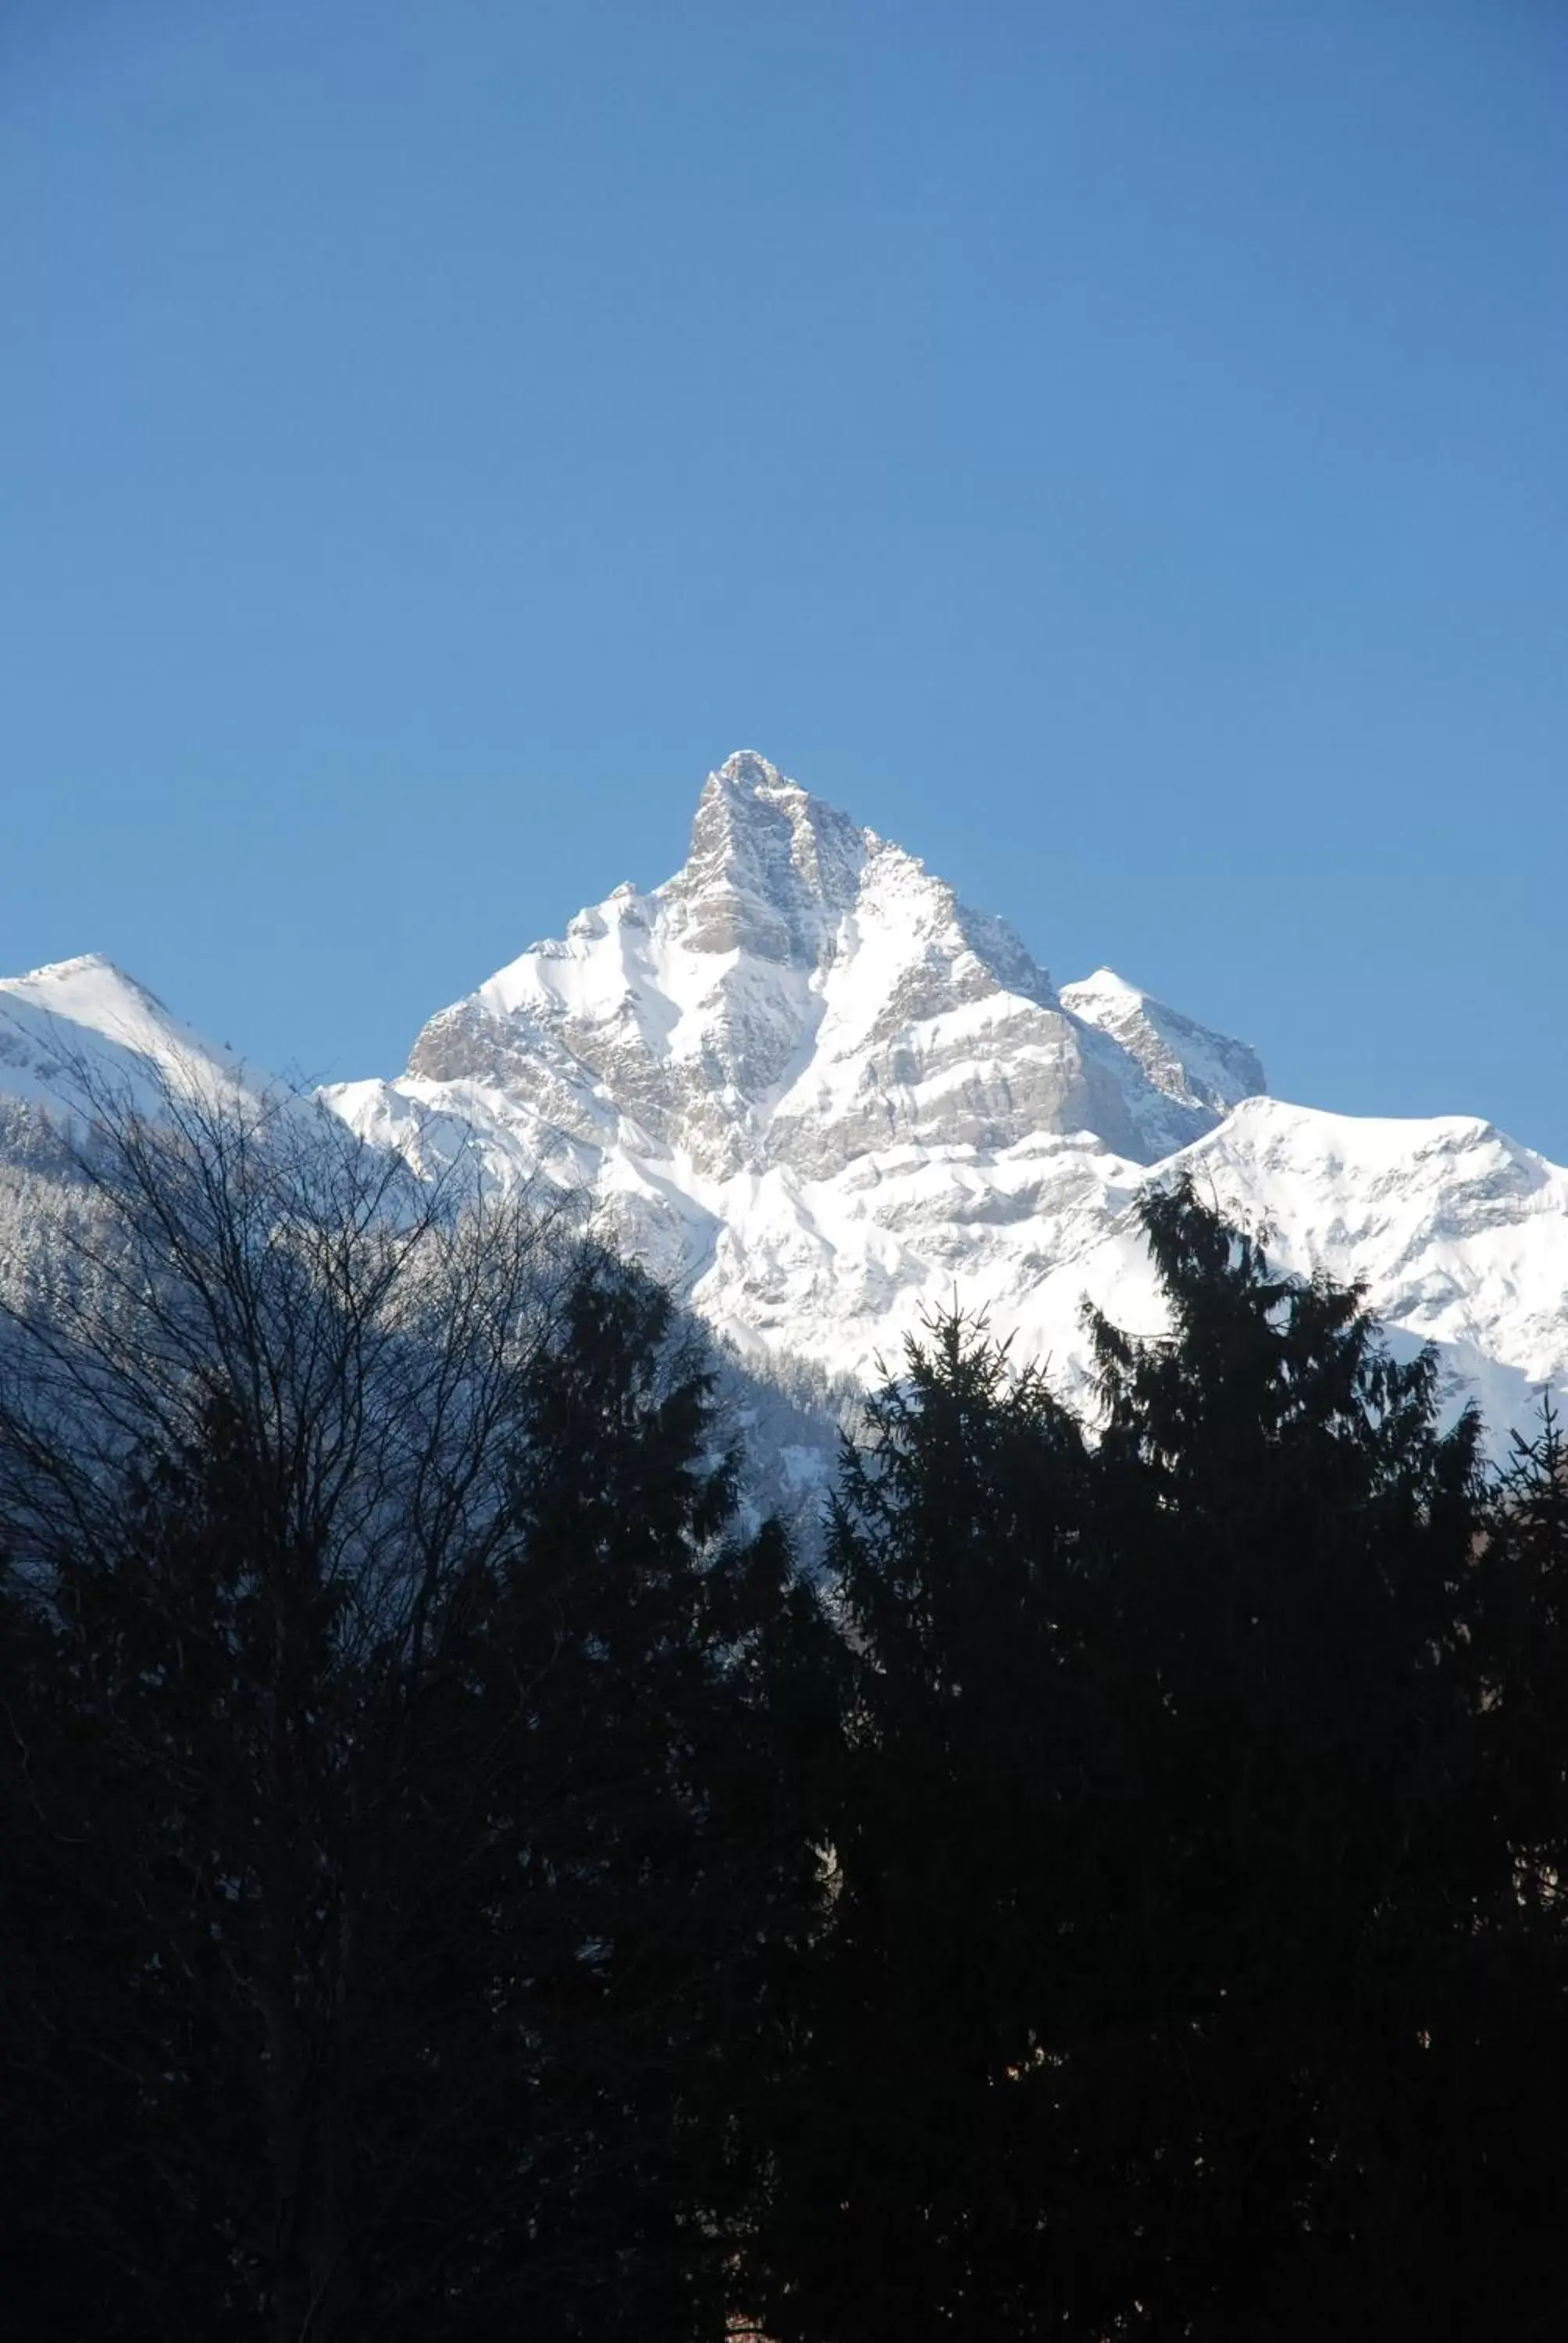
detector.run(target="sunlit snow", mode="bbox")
[3,757,1565,1445]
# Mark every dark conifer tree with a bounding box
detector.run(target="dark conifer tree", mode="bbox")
[1456,1395,1568,2338]
[1082,1177,1488,2334]
[749,1310,1117,2343]
[444,1246,840,2343]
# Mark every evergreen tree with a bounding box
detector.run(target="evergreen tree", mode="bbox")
[1454,1395,1568,2338]
[444,1246,839,2342]
[1082,1178,1487,2334]
[750,1309,1115,2342]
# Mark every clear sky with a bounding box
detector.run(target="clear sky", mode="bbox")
[3,0,1565,1150]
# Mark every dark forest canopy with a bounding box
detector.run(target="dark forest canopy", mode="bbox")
[1,1076,1565,2340]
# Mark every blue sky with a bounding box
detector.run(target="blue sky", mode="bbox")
[3,0,1565,1149]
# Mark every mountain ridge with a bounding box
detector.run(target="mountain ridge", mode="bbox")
[3,752,1564,1445]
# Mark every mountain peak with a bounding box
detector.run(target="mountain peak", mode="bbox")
[0,952,242,1111]
[397,751,1270,1184]
[1060,967,1265,1114]
[711,747,797,797]
[676,753,864,965]
[2,951,173,1030]
[4,746,1559,1447]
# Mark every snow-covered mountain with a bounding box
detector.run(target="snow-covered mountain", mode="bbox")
[322,752,1568,1435]
[5,753,1566,1446]
[0,954,245,1118]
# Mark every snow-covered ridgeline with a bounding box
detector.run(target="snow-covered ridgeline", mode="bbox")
[4,754,1566,1446]
[0,954,250,1118]
[320,754,1568,1436]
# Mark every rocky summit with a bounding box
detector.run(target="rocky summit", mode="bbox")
[5,753,1567,1442]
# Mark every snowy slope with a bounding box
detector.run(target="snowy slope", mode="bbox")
[0,955,256,1341]
[3,757,1565,1450]
[0,954,246,1116]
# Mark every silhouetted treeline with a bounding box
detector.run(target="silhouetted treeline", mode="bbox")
[1,1081,1565,2338]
